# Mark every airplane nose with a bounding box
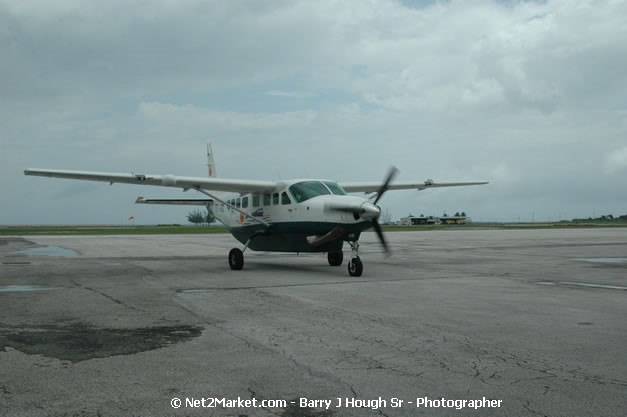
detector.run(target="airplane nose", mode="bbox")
[360,201,381,220]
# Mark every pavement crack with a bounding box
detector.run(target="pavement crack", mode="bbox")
[376,408,391,417]
[523,400,551,417]
[84,286,145,313]
[69,279,146,313]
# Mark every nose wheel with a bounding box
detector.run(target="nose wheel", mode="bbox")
[348,256,363,277]
[346,241,363,277]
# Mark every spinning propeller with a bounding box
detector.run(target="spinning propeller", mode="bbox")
[326,167,398,255]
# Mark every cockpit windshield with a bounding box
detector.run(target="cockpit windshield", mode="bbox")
[288,181,346,203]
[323,181,346,196]
[289,181,331,203]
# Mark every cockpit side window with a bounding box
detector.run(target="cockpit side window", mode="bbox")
[324,181,347,195]
[281,191,291,205]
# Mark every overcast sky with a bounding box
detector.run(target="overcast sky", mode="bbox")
[2,0,626,225]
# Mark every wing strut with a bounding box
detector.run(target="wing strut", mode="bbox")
[194,187,270,227]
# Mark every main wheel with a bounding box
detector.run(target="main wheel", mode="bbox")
[348,256,363,277]
[228,248,244,270]
[327,251,344,266]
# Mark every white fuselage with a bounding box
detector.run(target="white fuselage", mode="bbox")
[208,179,377,252]
[212,184,371,230]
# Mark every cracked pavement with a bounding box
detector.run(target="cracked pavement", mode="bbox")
[1,229,626,416]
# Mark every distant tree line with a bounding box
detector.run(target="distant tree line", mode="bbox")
[441,212,467,217]
[571,213,627,222]
[186,207,215,225]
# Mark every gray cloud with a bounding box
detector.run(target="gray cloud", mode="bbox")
[2,0,626,224]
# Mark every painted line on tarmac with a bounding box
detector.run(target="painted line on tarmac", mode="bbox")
[537,281,627,290]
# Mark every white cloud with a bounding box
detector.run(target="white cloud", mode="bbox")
[3,0,626,113]
[263,90,316,98]
[137,102,317,130]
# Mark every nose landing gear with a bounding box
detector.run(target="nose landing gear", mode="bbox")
[348,256,363,276]
[347,241,363,277]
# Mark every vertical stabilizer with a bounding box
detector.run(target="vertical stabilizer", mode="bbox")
[207,141,217,177]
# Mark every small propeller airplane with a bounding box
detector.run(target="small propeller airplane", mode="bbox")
[24,143,488,276]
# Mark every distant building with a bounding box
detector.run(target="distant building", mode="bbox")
[439,216,468,225]
[399,214,470,225]
[400,215,438,225]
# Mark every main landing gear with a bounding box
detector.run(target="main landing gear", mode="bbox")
[228,239,364,277]
[228,248,244,270]
[229,237,252,270]
[327,251,343,266]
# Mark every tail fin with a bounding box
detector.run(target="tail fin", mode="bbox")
[207,141,217,177]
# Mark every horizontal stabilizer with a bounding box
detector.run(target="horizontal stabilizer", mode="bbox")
[135,197,212,205]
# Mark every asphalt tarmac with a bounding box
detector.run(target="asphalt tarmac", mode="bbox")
[1,228,626,416]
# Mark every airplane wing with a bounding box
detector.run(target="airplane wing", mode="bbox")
[339,180,489,193]
[135,197,212,205]
[23,169,277,194]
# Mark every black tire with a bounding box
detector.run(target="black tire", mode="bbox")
[348,256,363,277]
[327,251,344,266]
[228,248,244,270]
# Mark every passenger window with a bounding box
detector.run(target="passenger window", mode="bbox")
[252,194,260,207]
[272,193,279,205]
[281,191,291,205]
[242,196,248,208]
[236,198,241,208]
[263,193,271,206]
